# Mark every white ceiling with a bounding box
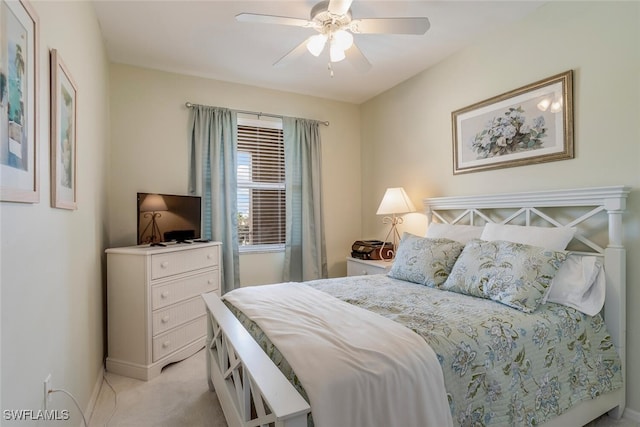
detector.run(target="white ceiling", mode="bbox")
[93,1,545,104]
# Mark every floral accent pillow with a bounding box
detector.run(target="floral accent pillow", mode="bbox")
[441,239,567,313]
[388,233,465,287]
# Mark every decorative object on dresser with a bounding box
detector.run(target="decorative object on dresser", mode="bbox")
[106,241,221,380]
[376,187,416,259]
[346,256,392,277]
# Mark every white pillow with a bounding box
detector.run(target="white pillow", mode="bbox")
[544,254,605,316]
[481,223,576,250]
[425,223,484,244]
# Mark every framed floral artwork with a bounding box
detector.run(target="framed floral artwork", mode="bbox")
[0,0,39,203]
[452,70,573,174]
[50,49,77,210]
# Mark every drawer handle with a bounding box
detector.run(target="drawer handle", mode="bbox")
[162,341,171,348]
[161,316,170,324]
[208,279,213,284]
[161,291,169,299]
[160,261,169,269]
[207,253,213,259]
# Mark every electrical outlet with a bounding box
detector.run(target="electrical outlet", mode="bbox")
[43,374,52,408]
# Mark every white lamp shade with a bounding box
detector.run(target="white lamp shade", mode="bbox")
[329,42,346,62]
[140,194,168,212]
[332,30,353,51]
[307,34,327,57]
[376,187,416,215]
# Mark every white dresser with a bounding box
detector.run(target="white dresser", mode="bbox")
[106,242,221,380]
[346,257,393,276]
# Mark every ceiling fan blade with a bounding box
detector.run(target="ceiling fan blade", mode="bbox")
[351,17,430,35]
[236,13,316,28]
[345,43,371,73]
[273,38,311,68]
[327,0,354,16]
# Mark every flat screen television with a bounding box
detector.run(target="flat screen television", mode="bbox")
[137,193,202,245]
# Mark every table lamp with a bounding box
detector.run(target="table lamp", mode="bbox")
[376,187,416,259]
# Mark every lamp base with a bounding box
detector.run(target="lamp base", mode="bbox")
[377,243,395,260]
[380,215,403,261]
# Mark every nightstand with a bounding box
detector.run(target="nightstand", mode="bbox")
[347,257,393,276]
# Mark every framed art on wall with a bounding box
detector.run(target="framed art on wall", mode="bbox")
[452,70,573,174]
[0,0,39,203]
[50,48,77,210]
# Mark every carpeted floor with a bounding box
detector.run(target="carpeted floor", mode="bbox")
[89,349,226,427]
[89,348,637,427]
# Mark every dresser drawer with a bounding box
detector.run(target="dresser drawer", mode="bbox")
[151,271,218,310]
[151,246,219,280]
[152,316,207,362]
[152,296,206,336]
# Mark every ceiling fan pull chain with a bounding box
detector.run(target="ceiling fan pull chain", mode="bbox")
[328,61,335,78]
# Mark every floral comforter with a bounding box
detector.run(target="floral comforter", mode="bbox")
[224,274,622,426]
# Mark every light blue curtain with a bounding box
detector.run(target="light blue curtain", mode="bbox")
[283,117,328,282]
[188,105,239,293]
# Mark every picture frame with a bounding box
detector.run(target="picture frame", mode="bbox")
[50,48,77,210]
[452,70,573,174]
[0,0,39,203]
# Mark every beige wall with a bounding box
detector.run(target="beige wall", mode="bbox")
[108,64,362,282]
[0,1,110,423]
[361,1,640,417]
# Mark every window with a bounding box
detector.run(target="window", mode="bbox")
[237,117,285,252]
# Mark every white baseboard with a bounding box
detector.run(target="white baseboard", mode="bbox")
[624,407,640,423]
[83,364,105,427]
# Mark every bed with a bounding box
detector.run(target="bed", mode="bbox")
[201,186,629,427]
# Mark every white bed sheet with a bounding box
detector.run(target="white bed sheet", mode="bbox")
[224,282,453,427]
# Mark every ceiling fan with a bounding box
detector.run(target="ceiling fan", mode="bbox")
[236,0,430,75]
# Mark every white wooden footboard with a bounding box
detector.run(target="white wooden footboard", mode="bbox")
[201,292,310,427]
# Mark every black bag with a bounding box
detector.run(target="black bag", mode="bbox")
[351,240,394,260]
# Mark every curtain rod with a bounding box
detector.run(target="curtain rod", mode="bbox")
[185,102,329,127]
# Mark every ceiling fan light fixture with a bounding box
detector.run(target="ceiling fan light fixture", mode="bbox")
[329,42,346,62]
[332,29,353,50]
[307,34,328,56]
[238,0,430,73]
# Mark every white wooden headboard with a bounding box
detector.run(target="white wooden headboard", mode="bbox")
[423,185,630,419]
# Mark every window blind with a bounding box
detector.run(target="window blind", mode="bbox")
[237,120,285,250]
